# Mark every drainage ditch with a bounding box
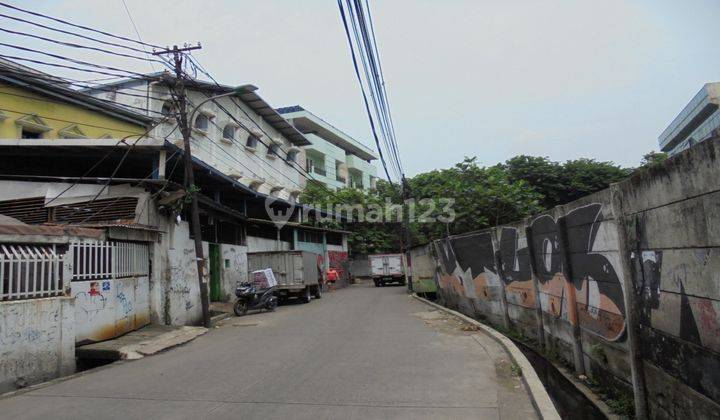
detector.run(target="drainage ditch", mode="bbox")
[513,341,607,419]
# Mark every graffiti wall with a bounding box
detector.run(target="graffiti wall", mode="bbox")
[431,138,720,418]
[0,297,75,393]
[221,244,248,300]
[167,221,204,326]
[71,276,150,344]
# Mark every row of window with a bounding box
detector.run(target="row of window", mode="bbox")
[162,102,300,164]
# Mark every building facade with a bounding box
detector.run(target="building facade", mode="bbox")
[277,105,378,190]
[85,74,310,202]
[659,82,720,156]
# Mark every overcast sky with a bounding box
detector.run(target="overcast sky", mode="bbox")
[8,0,720,177]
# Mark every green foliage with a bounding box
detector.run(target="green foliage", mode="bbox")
[299,153,632,254]
[499,155,630,208]
[300,181,401,255]
[639,150,669,169]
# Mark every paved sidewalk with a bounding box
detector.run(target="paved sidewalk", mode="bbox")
[0,282,537,419]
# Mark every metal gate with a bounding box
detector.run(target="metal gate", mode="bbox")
[69,241,150,343]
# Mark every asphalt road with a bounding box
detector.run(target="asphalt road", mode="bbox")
[0,282,537,419]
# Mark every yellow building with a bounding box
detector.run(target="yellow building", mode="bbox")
[0,60,153,140]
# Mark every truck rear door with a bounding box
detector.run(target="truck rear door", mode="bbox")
[370,256,385,277]
[386,255,403,276]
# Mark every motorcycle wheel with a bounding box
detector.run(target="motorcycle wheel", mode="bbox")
[267,300,277,311]
[234,300,248,316]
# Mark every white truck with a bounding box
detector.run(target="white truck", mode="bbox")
[246,251,322,303]
[369,253,405,287]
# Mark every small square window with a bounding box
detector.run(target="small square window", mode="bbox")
[21,129,42,139]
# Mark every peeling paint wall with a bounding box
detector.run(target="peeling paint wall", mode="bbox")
[220,244,248,301]
[0,297,75,393]
[431,137,720,418]
[166,221,204,325]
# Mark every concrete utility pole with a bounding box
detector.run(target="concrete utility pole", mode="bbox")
[153,44,211,328]
[402,177,413,292]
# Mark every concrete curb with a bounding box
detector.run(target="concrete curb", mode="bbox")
[411,294,561,420]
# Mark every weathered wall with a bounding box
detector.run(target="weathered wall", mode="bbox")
[220,244,248,301]
[619,138,720,418]
[0,297,75,393]
[246,235,291,252]
[72,276,150,344]
[165,221,205,325]
[431,137,720,418]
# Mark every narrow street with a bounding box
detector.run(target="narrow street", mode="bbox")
[0,282,537,420]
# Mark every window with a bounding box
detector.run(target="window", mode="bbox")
[267,144,280,156]
[21,129,42,139]
[194,114,209,131]
[286,150,299,163]
[222,125,235,142]
[246,135,258,149]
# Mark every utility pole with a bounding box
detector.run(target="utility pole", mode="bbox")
[401,177,413,292]
[153,44,211,328]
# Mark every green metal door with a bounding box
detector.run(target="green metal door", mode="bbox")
[209,243,222,302]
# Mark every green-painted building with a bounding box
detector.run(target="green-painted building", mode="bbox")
[277,106,378,190]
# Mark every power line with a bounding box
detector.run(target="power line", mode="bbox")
[0,53,149,80]
[0,42,152,78]
[185,56,318,181]
[0,102,153,134]
[119,0,156,72]
[0,2,162,49]
[0,12,157,56]
[345,0,400,180]
[350,0,403,176]
[0,26,166,65]
[337,0,394,183]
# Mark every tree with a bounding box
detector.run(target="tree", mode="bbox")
[500,155,630,208]
[639,151,668,169]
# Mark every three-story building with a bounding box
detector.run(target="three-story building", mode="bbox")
[277,105,378,190]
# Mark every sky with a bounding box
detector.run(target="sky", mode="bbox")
[6,0,720,177]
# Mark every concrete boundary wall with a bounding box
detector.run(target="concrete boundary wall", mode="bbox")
[0,297,75,393]
[430,136,720,418]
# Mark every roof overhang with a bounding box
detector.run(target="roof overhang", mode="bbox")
[86,72,311,147]
[659,83,720,152]
[277,106,378,161]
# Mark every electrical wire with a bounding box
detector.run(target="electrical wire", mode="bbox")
[0,2,162,49]
[0,12,157,56]
[337,0,394,183]
[0,42,152,78]
[0,26,167,65]
[119,0,156,72]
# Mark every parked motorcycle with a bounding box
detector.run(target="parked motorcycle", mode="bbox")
[234,282,278,316]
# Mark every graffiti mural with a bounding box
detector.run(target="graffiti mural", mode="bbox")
[498,227,535,308]
[529,204,626,340]
[433,203,626,341]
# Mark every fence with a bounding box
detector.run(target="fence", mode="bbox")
[0,244,64,301]
[0,241,150,302]
[428,136,720,418]
[70,241,149,281]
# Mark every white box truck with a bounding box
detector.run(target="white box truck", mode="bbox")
[369,253,405,287]
[247,251,322,303]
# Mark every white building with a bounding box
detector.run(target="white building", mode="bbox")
[277,105,378,190]
[85,73,310,201]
